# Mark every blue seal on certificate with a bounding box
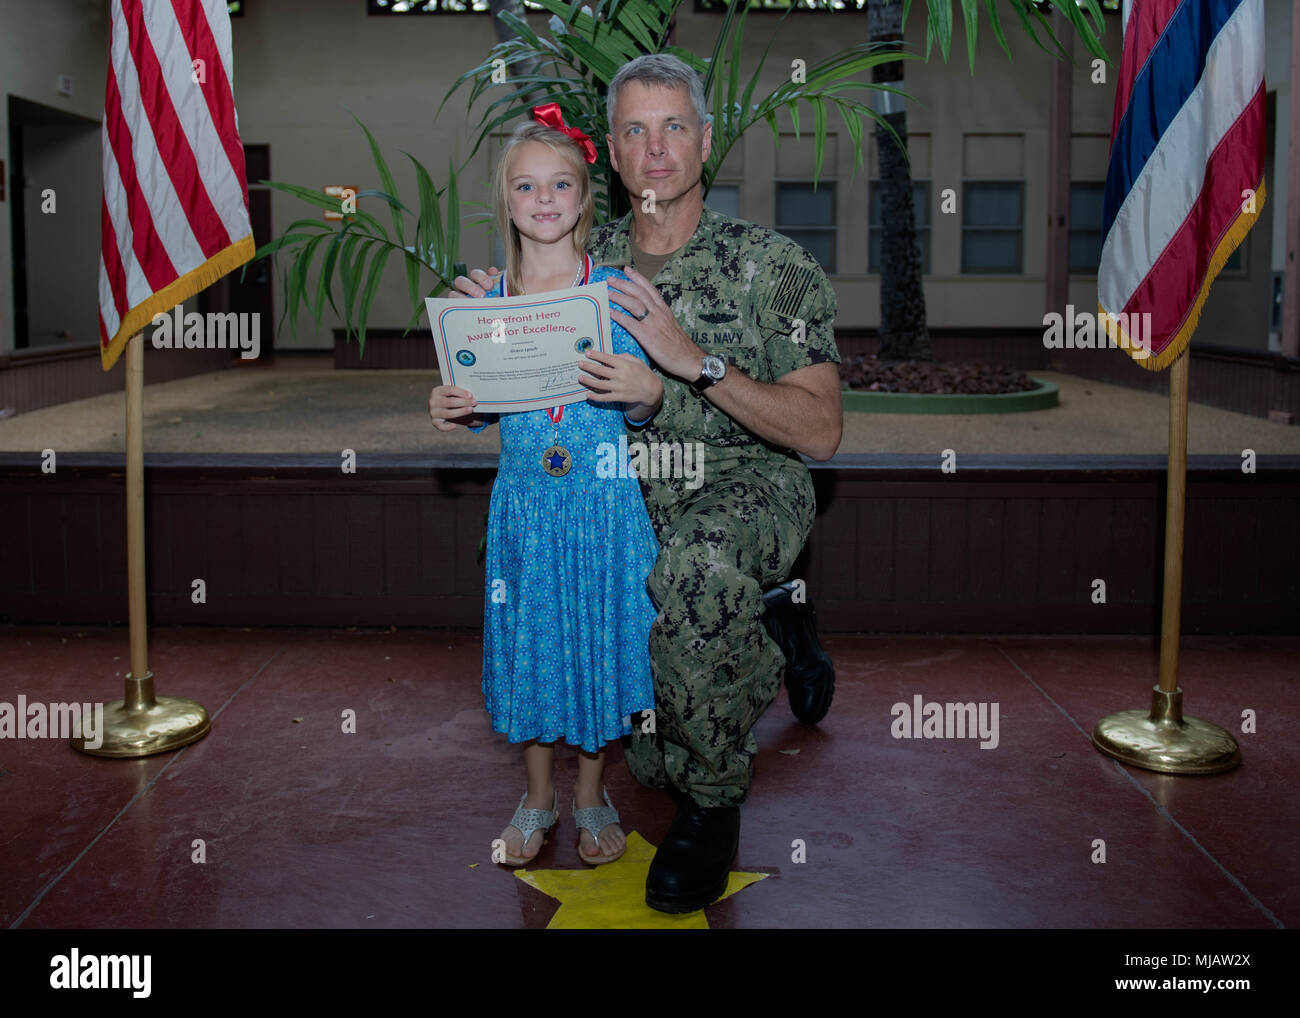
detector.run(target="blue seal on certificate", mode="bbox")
[425,257,612,413]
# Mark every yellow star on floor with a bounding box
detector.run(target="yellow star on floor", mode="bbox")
[514,831,769,929]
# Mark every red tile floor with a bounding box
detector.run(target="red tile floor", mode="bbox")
[1,625,1295,929]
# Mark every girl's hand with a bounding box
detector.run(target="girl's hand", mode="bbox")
[428,384,482,431]
[579,352,663,408]
[451,267,502,299]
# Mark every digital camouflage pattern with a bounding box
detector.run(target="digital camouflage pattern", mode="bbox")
[588,206,840,807]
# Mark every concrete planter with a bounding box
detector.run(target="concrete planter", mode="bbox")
[841,377,1058,414]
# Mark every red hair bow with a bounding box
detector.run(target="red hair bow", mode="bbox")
[531,103,598,164]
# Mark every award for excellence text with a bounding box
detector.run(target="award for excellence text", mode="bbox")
[425,281,612,414]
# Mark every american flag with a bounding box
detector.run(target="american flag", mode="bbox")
[99,0,253,370]
[1097,0,1266,371]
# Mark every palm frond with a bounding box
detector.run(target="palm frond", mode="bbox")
[256,0,1113,354]
[251,124,465,355]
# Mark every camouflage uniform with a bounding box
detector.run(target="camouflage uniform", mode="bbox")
[587,206,840,808]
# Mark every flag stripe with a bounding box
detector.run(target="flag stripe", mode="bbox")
[1113,86,1264,343]
[107,0,196,293]
[99,0,253,370]
[149,0,250,243]
[121,0,231,260]
[100,117,155,327]
[171,0,251,212]
[1103,0,1244,237]
[1098,0,1263,317]
[1110,0,1186,138]
[1098,0,1266,372]
[100,194,130,334]
[103,48,178,293]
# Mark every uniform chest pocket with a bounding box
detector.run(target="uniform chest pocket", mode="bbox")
[689,305,749,352]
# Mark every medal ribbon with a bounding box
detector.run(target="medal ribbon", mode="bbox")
[539,255,589,423]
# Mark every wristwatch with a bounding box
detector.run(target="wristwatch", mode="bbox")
[690,354,727,393]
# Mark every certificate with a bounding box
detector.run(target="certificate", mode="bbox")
[425,281,611,413]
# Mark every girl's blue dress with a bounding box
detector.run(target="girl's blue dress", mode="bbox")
[469,265,658,752]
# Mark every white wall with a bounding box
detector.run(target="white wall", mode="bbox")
[0,0,109,355]
[0,1,1288,354]
[235,3,1134,345]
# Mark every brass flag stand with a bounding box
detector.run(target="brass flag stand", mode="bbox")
[1091,350,1240,774]
[71,331,211,758]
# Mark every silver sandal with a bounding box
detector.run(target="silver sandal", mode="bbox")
[498,790,558,866]
[573,787,625,865]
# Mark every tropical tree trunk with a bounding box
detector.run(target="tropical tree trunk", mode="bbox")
[488,0,541,84]
[487,0,525,44]
[869,0,932,362]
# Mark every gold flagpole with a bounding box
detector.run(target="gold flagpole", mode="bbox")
[1092,350,1240,773]
[72,330,210,757]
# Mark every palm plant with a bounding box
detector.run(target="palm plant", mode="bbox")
[250,117,466,355]
[251,0,1110,356]
[876,0,1109,361]
[446,0,924,219]
[912,0,1109,69]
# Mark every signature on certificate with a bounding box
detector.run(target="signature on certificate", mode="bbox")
[540,372,574,392]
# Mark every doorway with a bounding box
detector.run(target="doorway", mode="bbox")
[7,95,101,350]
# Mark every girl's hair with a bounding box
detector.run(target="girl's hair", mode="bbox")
[492,120,595,295]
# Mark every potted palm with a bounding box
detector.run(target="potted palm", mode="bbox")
[249,0,1110,356]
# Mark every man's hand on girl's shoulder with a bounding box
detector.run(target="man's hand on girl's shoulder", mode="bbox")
[452,267,502,299]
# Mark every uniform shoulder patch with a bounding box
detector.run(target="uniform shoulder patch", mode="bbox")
[764,261,818,323]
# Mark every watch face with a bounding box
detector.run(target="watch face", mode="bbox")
[703,355,726,380]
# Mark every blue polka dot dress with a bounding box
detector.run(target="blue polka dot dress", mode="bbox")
[468,262,658,752]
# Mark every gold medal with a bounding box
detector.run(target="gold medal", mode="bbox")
[542,444,572,476]
[528,258,588,479]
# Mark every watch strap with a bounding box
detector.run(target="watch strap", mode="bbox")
[690,355,725,393]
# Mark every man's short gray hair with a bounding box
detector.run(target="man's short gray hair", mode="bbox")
[606,53,711,131]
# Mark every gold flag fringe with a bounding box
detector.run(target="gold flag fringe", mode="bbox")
[1099,175,1265,374]
[100,234,256,372]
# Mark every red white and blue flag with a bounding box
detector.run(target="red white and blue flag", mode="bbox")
[99,0,253,371]
[1097,0,1266,371]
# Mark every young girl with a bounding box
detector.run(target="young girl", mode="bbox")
[428,110,662,866]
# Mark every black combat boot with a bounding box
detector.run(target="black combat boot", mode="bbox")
[645,794,741,914]
[761,581,835,725]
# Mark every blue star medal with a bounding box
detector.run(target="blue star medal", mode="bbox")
[542,405,571,476]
